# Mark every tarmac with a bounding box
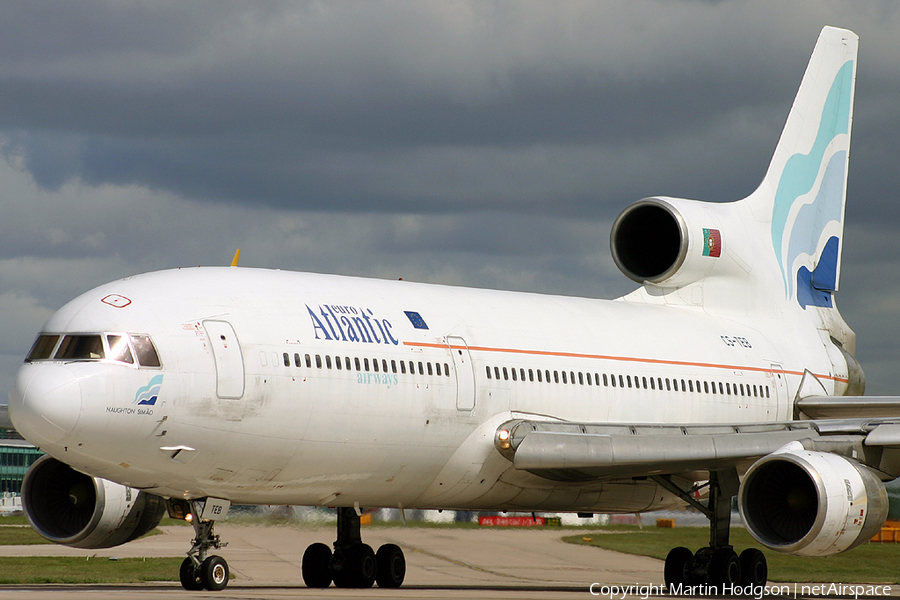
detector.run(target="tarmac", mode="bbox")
[4,523,900,599]
[0,523,665,599]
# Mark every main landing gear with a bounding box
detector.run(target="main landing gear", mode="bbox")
[169,498,231,591]
[301,507,407,589]
[652,470,768,591]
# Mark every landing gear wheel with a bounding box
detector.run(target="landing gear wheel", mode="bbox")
[179,557,203,591]
[375,543,406,588]
[739,548,767,587]
[664,546,693,590]
[708,548,741,586]
[332,543,376,588]
[302,542,333,588]
[200,555,229,591]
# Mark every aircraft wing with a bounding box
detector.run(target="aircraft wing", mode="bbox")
[796,395,900,419]
[494,416,900,482]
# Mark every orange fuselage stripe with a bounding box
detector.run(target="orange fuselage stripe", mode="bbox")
[403,341,848,384]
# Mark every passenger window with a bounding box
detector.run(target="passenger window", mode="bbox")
[391,360,397,374]
[306,354,312,368]
[345,357,352,370]
[25,334,60,362]
[107,335,134,364]
[495,366,501,380]
[562,371,567,384]
[130,335,161,367]
[511,368,517,381]
[427,362,433,376]
[401,361,407,374]
[503,367,509,381]
[435,363,441,376]
[294,353,301,367]
[335,356,342,370]
[355,357,361,371]
[418,362,424,375]
[444,363,450,376]
[486,366,492,379]
[284,353,291,367]
[56,335,104,360]
[579,372,584,385]
[537,370,543,383]
[316,355,323,369]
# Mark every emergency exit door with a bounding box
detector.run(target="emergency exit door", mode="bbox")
[447,336,476,411]
[203,320,245,399]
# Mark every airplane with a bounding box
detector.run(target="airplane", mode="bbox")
[8,25,899,592]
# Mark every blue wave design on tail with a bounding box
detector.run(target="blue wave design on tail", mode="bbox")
[770,60,853,308]
[134,374,164,406]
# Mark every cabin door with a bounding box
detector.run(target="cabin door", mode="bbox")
[447,336,476,411]
[203,320,245,399]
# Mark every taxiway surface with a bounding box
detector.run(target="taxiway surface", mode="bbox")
[0,523,663,599]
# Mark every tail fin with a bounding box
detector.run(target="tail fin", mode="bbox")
[746,26,857,309]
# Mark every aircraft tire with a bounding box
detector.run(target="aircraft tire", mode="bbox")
[179,557,203,591]
[664,546,693,590]
[200,555,229,591]
[375,543,406,588]
[739,548,767,587]
[332,543,376,588]
[707,548,740,587]
[302,542,333,588]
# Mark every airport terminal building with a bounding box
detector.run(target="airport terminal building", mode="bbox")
[1,429,42,498]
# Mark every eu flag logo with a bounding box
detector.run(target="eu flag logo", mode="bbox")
[404,311,429,330]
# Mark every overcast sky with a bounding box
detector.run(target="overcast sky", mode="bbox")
[2,1,899,398]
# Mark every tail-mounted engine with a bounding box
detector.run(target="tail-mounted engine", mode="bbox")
[610,196,727,287]
[22,455,166,549]
[739,448,888,557]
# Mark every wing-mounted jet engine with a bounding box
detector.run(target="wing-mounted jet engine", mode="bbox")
[22,456,166,548]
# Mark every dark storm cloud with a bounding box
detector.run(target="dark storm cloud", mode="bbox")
[2,1,900,395]
[5,1,871,218]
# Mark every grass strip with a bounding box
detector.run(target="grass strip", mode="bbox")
[0,556,183,584]
[563,525,900,584]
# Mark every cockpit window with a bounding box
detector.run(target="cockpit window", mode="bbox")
[107,335,135,364]
[55,335,105,360]
[131,334,161,367]
[24,332,161,367]
[25,335,60,361]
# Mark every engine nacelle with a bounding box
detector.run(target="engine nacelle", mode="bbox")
[22,455,166,549]
[610,196,724,287]
[739,448,888,556]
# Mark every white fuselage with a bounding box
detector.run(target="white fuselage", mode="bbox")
[10,267,840,513]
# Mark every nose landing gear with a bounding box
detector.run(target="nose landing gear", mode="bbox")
[169,498,232,591]
[301,507,407,589]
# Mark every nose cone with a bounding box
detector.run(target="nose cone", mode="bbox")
[9,364,83,445]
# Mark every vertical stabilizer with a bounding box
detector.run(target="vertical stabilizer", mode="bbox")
[747,26,857,309]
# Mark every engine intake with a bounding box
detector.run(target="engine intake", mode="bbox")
[22,455,166,549]
[610,196,724,287]
[739,449,887,556]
